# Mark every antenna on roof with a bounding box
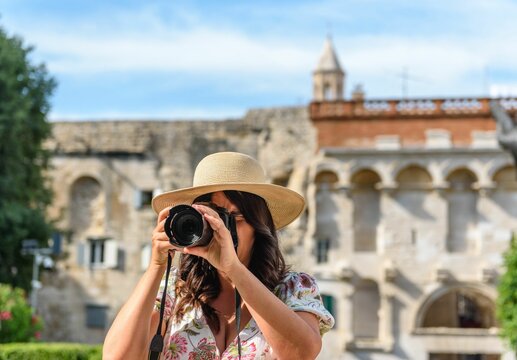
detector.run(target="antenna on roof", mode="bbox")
[392,66,429,99]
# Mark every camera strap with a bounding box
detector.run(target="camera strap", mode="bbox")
[235,288,242,360]
[149,223,241,360]
[148,252,173,360]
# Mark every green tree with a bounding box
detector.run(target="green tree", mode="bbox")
[497,232,517,351]
[0,25,56,291]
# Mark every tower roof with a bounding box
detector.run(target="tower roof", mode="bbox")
[315,37,344,73]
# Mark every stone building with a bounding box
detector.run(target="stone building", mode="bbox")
[38,38,517,359]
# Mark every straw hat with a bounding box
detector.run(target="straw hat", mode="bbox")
[152,152,305,229]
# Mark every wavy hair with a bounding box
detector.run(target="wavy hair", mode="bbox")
[172,190,289,332]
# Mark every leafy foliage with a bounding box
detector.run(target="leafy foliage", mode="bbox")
[0,343,102,360]
[0,25,56,290]
[497,233,517,351]
[0,284,43,343]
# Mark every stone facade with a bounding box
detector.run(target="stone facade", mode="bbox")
[36,39,517,360]
[39,107,316,344]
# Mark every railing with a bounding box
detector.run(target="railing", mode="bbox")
[310,97,517,119]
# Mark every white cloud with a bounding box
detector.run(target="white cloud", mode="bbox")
[24,25,315,75]
[490,84,517,98]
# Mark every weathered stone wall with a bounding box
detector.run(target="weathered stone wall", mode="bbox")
[40,106,315,343]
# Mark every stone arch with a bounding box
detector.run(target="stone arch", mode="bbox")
[492,165,517,189]
[314,169,340,263]
[414,284,497,330]
[350,169,382,252]
[69,176,105,239]
[491,165,517,219]
[445,168,478,253]
[352,279,380,339]
[395,165,433,188]
[394,165,434,222]
[392,160,434,185]
[315,169,339,190]
[445,167,478,188]
[485,159,514,181]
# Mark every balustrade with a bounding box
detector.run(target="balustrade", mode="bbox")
[310,97,517,119]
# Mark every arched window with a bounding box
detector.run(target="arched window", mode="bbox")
[420,288,496,329]
[70,176,104,236]
[323,83,332,100]
[446,169,478,253]
[492,166,517,219]
[314,170,339,263]
[394,166,433,244]
[352,280,380,339]
[351,170,381,252]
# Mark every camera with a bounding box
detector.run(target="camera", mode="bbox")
[164,203,238,248]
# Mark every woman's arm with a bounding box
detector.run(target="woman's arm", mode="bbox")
[184,208,322,360]
[103,264,167,360]
[228,263,322,360]
[103,207,176,360]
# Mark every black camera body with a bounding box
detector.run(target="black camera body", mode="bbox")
[164,203,238,248]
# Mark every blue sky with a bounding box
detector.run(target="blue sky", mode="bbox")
[1,0,517,120]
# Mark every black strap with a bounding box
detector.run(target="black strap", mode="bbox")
[235,289,242,360]
[149,252,173,360]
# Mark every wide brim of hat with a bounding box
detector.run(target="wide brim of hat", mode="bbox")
[152,182,305,230]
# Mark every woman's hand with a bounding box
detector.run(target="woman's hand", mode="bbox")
[151,206,179,267]
[182,204,240,275]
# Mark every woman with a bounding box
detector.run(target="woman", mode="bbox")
[103,152,334,359]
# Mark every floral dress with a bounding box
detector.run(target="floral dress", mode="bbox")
[154,268,335,360]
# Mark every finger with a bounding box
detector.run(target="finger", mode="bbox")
[203,213,227,234]
[152,232,171,243]
[183,245,208,258]
[154,240,174,253]
[192,204,220,219]
[157,206,172,224]
[155,218,167,233]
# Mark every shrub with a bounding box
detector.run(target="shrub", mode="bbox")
[0,284,43,343]
[0,343,102,360]
[497,233,517,351]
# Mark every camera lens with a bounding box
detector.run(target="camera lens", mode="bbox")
[164,205,214,248]
[171,210,203,247]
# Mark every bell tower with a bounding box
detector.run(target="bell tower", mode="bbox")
[313,36,345,101]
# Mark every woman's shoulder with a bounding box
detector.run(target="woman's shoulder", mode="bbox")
[274,270,336,334]
[274,271,321,300]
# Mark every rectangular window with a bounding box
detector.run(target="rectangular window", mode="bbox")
[316,238,330,263]
[85,304,108,329]
[86,238,118,269]
[134,190,154,209]
[90,239,105,265]
[141,243,152,271]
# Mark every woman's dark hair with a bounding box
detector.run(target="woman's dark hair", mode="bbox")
[172,190,289,332]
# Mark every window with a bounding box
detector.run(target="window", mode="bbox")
[430,354,500,360]
[134,189,154,209]
[78,238,118,269]
[90,239,105,265]
[316,238,330,263]
[86,304,108,329]
[141,243,152,271]
[351,170,381,252]
[421,288,496,329]
[352,280,380,339]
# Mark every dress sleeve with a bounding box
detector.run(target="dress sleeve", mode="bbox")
[275,272,335,335]
[154,266,178,323]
